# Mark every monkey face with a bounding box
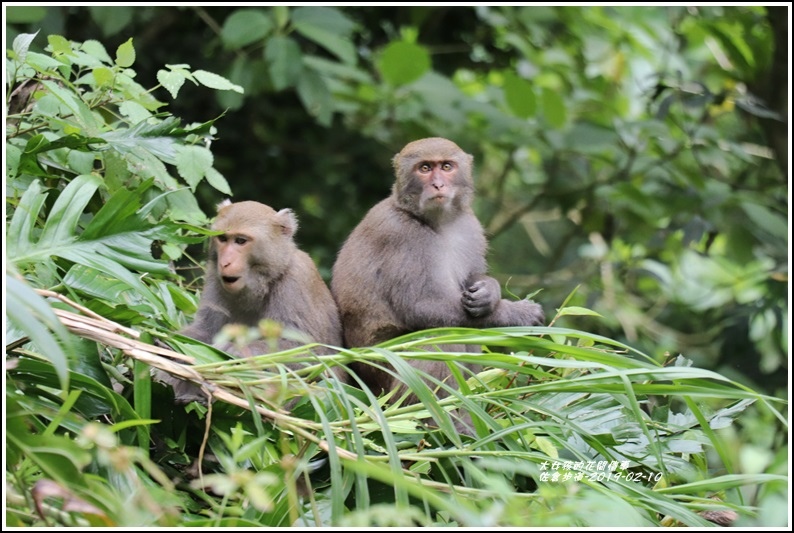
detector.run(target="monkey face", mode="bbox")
[214,233,253,294]
[392,138,475,222]
[210,201,298,297]
[415,159,460,211]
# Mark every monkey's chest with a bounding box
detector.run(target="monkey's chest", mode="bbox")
[430,231,475,290]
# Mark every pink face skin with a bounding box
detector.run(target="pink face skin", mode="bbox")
[416,159,459,210]
[215,233,253,294]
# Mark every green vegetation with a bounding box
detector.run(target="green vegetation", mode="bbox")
[5,6,788,527]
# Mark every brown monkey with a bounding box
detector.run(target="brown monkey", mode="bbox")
[331,137,544,423]
[165,200,343,402]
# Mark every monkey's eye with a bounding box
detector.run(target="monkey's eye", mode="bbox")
[217,235,228,243]
[234,236,248,245]
[441,162,454,171]
[418,163,432,173]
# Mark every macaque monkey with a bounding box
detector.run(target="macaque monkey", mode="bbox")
[164,200,343,402]
[331,137,544,427]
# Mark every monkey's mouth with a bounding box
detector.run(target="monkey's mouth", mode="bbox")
[222,276,240,285]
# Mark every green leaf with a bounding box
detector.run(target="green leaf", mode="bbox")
[100,117,181,163]
[273,5,289,29]
[17,136,50,177]
[67,150,96,175]
[533,435,558,457]
[133,359,152,452]
[24,51,63,72]
[580,492,656,527]
[92,66,114,88]
[11,357,142,420]
[12,31,40,64]
[292,7,357,65]
[193,70,244,93]
[47,35,73,57]
[176,145,214,189]
[265,35,303,91]
[557,306,604,318]
[291,6,356,37]
[706,21,753,75]
[377,41,431,86]
[294,27,356,66]
[7,179,47,255]
[40,79,98,130]
[503,71,536,118]
[70,50,106,69]
[80,39,113,65]
[9,179,177,311]
[118,101,152,123]
[220,8,274,49]
[157,68,186,99]
[6,144,22,178]
[5,423,92,488]
[102,149,132,191]
[297,68,333,126]
[205,167,232,195]
[39,174,103,246]
[23,132,106,157]
[734,97,783,120]
[80,179,151,240]
[6,275,74,393]
[115,37,136,68]
[303,55,374,84]
[741,202,788,240]
[541,86,567,128]
[163,188,210,225]
[63,264,142,303]
[89,6,134,37]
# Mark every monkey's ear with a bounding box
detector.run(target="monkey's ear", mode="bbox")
[275,208,298,237]
[216,198,233,212]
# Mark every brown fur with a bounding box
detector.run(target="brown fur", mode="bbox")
[331,138,544,427]
[166,200,343,402]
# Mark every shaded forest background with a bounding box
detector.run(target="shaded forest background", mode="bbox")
[4,5,789,527]
[8,4,787,391]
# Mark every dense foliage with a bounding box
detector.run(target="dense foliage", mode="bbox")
[5,5,789,527]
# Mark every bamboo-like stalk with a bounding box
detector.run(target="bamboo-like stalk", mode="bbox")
[34,289,358,460]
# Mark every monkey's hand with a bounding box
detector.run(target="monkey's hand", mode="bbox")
[462,275,501,318]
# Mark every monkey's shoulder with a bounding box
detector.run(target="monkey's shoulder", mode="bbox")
[289,249,325,278]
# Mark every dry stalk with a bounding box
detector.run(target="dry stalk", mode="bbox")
[37,300,355,458]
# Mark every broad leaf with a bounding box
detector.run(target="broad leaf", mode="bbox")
[220,9,273,50]
[503,71,536,118]
[377,41,431,86]
[265,35,303,91]
[193,70,244,93]
[292,7,357,65]
[297,69,333,126]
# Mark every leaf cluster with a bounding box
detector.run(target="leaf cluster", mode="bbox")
[5,20,789,529]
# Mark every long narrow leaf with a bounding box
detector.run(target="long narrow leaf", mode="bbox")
[6,179,47,256]
[39,174,103,246]
[6,275,73,392]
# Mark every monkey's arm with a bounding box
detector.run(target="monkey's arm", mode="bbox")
[179,301,230,344]
[487,297,545,326]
